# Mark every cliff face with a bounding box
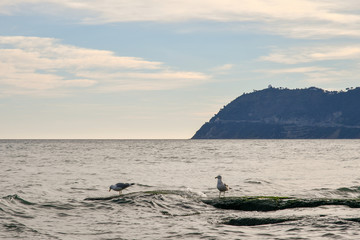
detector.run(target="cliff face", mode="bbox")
[192,87,360,139]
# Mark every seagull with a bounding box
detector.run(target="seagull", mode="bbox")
[215,175,230,198]
[109,182,135,195]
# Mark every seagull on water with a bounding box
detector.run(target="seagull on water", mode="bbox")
[215,175,230,198]
[109,182,135,195]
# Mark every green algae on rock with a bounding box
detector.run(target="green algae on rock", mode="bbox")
[202,196,360,211]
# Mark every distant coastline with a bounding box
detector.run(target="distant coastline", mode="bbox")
[192,86,360,139]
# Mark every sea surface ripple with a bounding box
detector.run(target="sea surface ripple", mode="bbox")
[1,139,360,239]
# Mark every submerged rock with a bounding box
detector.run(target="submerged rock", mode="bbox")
[344,218,360,223]
[202,196,360,211]
[224,217,298,226]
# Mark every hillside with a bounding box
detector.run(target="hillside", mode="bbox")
[192,87,360,139]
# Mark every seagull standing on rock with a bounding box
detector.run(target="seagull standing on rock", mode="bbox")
[215,175,230,198]
[109,182,135,195]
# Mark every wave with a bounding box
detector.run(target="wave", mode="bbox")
[312,186,360,198]
[3,191,360,240]
[2,221,39,234]
[244,178,271,185]
[336,186,360,193]
[0,195,44,238]
[1,190,203,219]
[1,194,76,211]
[135,183,153,188]
[5,192,360,216]
[84,190,360,214]
[0,195,36,220]
[2,194,35,206]
[84,189,204,201]
[84,190,204,217]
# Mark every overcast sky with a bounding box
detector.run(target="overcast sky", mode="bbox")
[2,0,360,139]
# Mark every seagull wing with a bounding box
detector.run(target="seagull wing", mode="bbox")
[217,183,227,191]
[115,183,129,189]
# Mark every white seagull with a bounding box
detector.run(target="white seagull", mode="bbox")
[109,182,135,195]
[215,175,230,198]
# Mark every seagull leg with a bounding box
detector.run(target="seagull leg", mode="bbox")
[119,191,122,195]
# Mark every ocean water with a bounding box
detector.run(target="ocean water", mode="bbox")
[1,139,360,239]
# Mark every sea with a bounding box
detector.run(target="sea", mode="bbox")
[1,139,360,239]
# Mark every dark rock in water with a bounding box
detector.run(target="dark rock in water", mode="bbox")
[224,217,298,226]
[202,196,360,211]
[192,87,360,139]
[84,195,123,201]
[344,218,360,223]
[203,196,292,211]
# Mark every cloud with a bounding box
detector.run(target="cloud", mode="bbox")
[78,71,209,92]
[0,36,162,70]
[212,64,234,71]
[259,44,360,85]
[261,46,360,64]
[2,0,360,38]
[266,67,331,74]
[261,65,353,85]
[210,64,235,75]
[0,36,210,96]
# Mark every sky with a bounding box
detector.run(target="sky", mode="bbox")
[1,0,360,139]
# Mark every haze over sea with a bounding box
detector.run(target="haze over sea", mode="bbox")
[1,139,360,239]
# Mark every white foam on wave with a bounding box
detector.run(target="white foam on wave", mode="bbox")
[183,187,207,198]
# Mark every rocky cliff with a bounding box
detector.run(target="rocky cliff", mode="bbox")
[192,87,360,139]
